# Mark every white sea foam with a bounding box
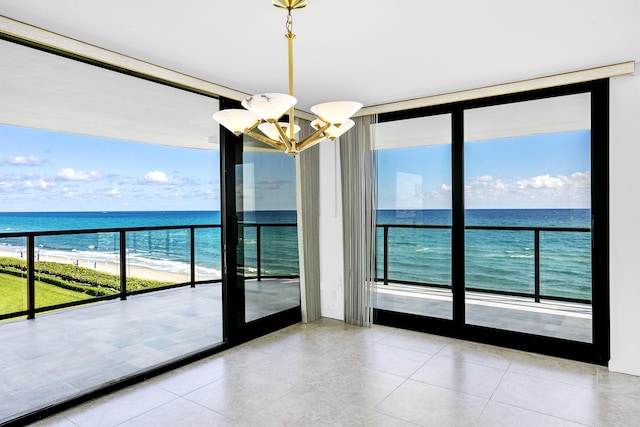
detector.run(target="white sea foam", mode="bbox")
[34,247,222,278]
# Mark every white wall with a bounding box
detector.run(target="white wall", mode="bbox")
[609,70,640,376]
[319,141,344,320]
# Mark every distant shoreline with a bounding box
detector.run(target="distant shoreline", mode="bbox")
[0,249,220,283]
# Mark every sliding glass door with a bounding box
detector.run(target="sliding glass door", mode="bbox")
[220,117,302,342]
[373,81,609,364]
[374,114,453,320]
[464,93,593,343]
[236,137,301,324]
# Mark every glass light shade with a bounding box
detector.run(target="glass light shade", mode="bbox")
[311,118,355,140]
[213,109,261,135]
[258,122,301,140]
[310,101,362,125]
[241,93,297,121]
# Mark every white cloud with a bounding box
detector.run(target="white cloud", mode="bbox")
[465,171,591,207]
[144,171,169,183]
[517,174,565,190]
[141,171,189,186]
[0,174,54,192]
[569,171,591,188]
[57,168,103,181]
[4,155,45,166]
[39,180,54,189]
[0,181,15,190]
[106,187,121,197]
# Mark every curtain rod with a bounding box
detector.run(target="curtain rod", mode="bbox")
[355,61,635,117]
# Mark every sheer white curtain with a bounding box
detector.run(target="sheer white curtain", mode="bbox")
[339,115,377,326]
[296,119,321,323]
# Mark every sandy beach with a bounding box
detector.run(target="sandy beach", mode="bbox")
[0,248,219,284]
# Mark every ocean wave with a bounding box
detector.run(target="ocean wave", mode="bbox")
[416,247,431,252]
[31,248,221,278]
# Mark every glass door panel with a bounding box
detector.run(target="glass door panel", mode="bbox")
[236,137,301,323]
[463,93,593,342]
[374,114,453,319]
[0,38,225,423]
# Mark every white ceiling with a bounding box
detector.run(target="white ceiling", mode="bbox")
[0,0,638,147]
[0,39,220,149]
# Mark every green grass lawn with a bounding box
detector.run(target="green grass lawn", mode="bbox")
[0,272,91,315]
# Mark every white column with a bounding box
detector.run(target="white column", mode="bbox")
[609,68,640,376]
[318,140,345,320]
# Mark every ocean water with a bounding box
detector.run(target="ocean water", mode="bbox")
[0,211,298,279]
[0,209,592,299]
[377,209,592,300]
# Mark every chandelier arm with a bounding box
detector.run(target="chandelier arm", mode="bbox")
[296,121,331,152]
[313,113,339,128]
[269,119,294,152]
[296,134,327,153]
[245,119,262,133]
[244,129,287,151]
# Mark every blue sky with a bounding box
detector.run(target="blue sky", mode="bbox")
[1,123,590,212]
[0,124,298,212]
[0,124,220,212]
[377,130,591,210]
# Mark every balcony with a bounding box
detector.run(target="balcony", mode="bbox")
[0,223,299,424]
[374,223,592,343]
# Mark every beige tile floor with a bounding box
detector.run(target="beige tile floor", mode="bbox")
[28,318,640,427]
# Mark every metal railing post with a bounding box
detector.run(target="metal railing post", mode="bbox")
[26,235,36,319]
[119,231,127,300]
[190,227,196,287]
[383,226,389,286]
[256,225,262,281]
[534,229,541,303]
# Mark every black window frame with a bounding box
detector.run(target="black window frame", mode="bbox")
[374,80,610,365]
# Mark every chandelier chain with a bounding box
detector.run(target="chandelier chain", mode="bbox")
[286,11,293,35]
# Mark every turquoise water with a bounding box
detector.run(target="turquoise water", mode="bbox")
[0,209,591,299]
[377,209,592,300]
[0,211,297,278]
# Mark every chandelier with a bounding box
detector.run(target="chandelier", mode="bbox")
[213,0,362,157]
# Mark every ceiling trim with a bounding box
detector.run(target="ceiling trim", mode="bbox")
[0,16,249,100]
[1,16,634,122]
[0,16,317,121]
[356,61,635,117]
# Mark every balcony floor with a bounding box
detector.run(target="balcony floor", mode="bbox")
[0,278,300,424]
[374,282,592,343]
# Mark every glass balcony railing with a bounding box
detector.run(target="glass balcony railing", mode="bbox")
[0,222,301,321]
[375,223,592,304]
[0,224,223,321]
